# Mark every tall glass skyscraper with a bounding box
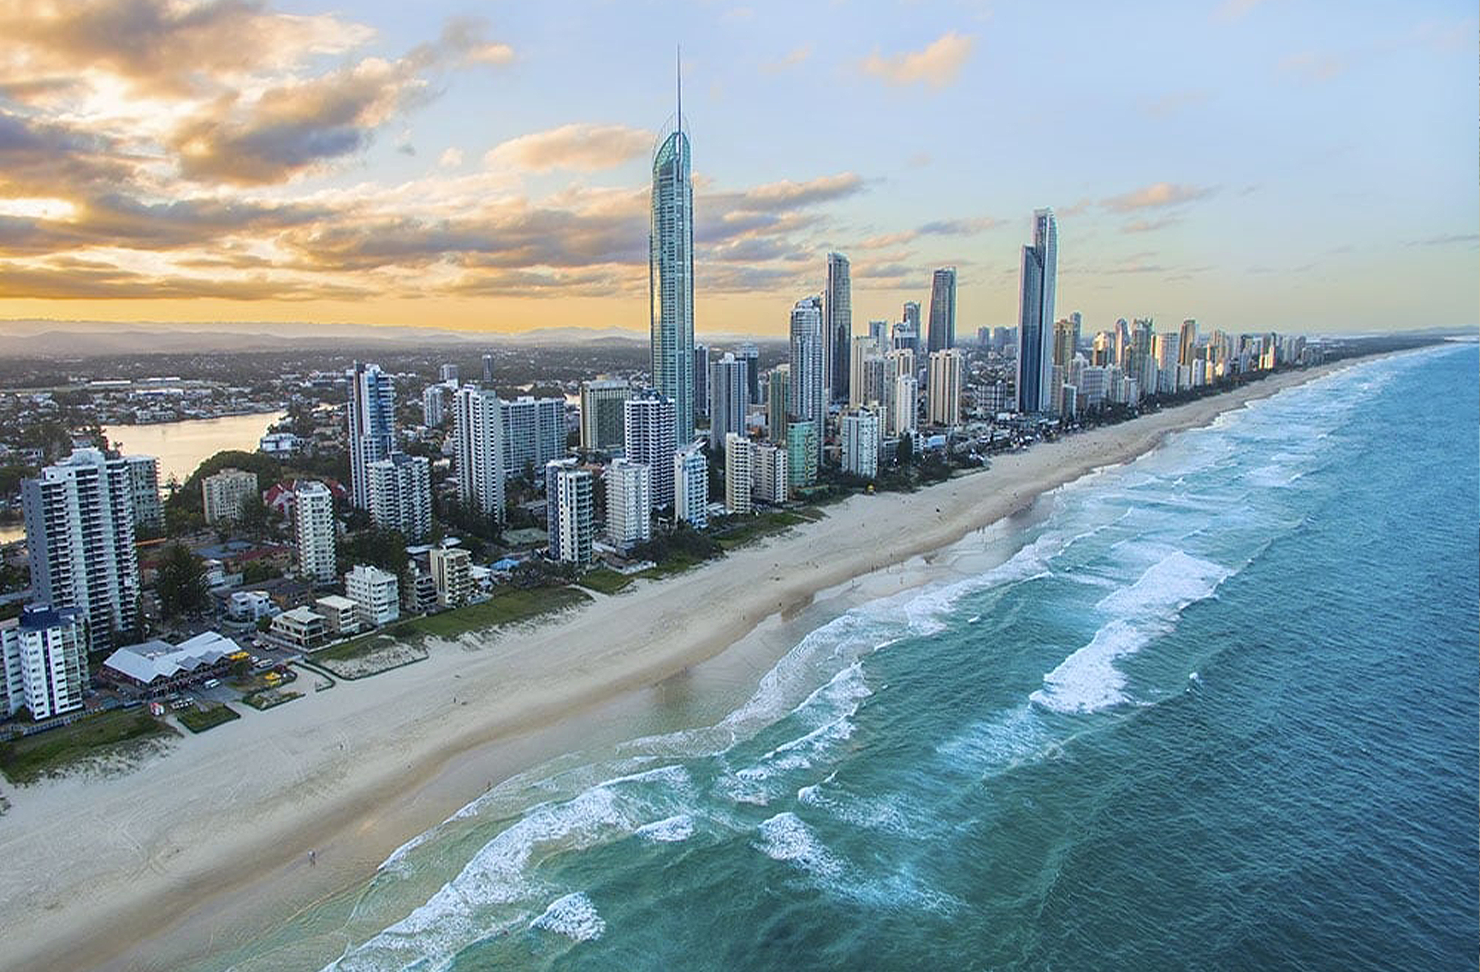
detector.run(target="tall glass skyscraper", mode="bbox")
[1017,208,1058,413]
[650,84,695,446]
[824,252,852,403]
[927,268,957,354]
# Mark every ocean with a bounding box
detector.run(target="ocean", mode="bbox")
[224,344,1479,971]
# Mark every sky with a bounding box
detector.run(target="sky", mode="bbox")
[0,0,1474,340]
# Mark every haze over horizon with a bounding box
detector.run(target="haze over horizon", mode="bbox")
[0,0,1474,340]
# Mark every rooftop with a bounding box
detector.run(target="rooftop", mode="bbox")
[104,630,235,684]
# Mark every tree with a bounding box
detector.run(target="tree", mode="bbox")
[895,435,914,467]
[241,559,281,584]
[156,543,211,620]
[238,493,272,540]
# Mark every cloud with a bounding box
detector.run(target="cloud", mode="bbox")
[438,147,464,168]
[1278,51,1345,83]
[1143,90,1210,117]
[1122,216,1180,233]
[422,16,514,67]
[0,3,516,189]
[725,172,865,210]
[918,215,998,236]
[0,0,375,98]
[1407,233,1479,247]
[1215,0,1275,22]
[861,31,975,89]
[167,58,428,185]
[763,45,812,73]
[0,259,370,300]
[1057,197,1094,218]
[1101,182,1218,213]
[0,193,327,254]
[0,109,134,198]
[486,124,653,173]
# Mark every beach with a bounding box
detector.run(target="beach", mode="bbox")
[0,361,1364,972]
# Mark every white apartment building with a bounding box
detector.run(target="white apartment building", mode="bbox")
[501,396,566,481]
[673,446,708,529]
[752,442,789,504]
[345,564,400,628]
[892,375,919,435]
[724,433,754,514]
[429,546,472,608]
[294,481,337,584]
[0,604,87,719]
[368,452,431,541]
[604,459,651,551]
[422,383,447,426]
[453,385,506,523]
[202,467,258,525]
[625,394,677,509]
[124,455,163,532]
[548,462,594,566]
[22,448,140,652]
[927,349,964,427]
[841,410,881,479]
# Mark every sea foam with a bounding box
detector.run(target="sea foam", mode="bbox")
[529,892,606,941]
[754,812,843,878]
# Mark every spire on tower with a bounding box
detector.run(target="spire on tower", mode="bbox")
[676,45,682,136]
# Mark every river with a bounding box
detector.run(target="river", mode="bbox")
[0,411,284,545]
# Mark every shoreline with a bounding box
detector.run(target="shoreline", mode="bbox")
[0,358,1379,972]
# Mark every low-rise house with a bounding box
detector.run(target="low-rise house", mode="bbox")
[313,595,361,637]
[226,590,277,623]
[269,606,327,649]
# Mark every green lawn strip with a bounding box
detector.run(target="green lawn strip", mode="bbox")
[0,709,178,784]
[306,586,593,667]
[578,569,634,595]
[714,511,807,550]
[177,704,241,734]
[636,551,708,580]
[314,628,404,662]
[405,586,591,640]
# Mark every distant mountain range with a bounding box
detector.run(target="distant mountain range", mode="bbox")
[0,320,658,357]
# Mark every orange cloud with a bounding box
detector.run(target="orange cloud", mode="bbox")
[861,32,975,89]
[1101,182,1217,213]
[486,124,654,173]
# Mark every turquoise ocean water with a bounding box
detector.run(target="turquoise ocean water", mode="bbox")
[239,345,1479,971]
